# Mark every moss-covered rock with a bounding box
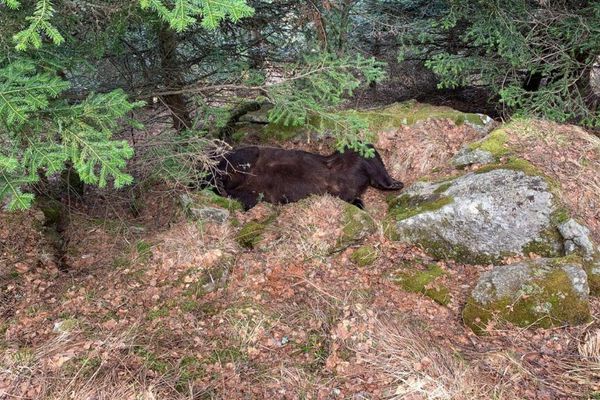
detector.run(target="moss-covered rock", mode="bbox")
[388,193,454,222]
[180,190,243,224]
[389,169,563,264]
[467,128,510,159]
[338,204,376,247]
[589,259,600,297]
[558,218,597,258]
[350,245,379,267]
[463,259,591,334]
[393,264,451,305]
[451,127,511,169]
[347,101,488,131]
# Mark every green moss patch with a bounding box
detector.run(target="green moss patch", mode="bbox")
[420,236,501,265]
[147,306,169,320]
[234,101,485,143]
[553,254,600,297]
[388,193,454,222]
[133,347,169,373]
[393,264,451,305]
[348,101,485,131]
[176,356,205,392]
[588,267,600,297]
[193,189,243,212]
[463,267,591,335]
[350,245,379,267]
[433,182,453,194]
[468,129,509,158]
[262,122,307,142]
[338,204,376,246]
[474,157,540,176]
[522,227,563,257]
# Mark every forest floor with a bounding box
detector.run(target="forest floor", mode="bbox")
[1,110,600,399]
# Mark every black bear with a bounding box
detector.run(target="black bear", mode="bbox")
[209,145,403,210]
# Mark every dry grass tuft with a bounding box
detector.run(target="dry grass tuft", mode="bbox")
[152,220,237,273]
[579,329,600,363]
[259,195,345,261]
[268,365,330,398]
[376,119,483,184]
[358,316,511,400]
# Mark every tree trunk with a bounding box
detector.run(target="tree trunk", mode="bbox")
[158,24,192,131]
[335,0,354,56]
[249,28,265,70]
[307,1,328,50]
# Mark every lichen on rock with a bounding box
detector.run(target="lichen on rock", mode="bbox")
[451,147,496,168]
[389,169,561,264]
[463,258,591,334]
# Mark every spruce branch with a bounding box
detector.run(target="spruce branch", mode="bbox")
[12,0,65,51]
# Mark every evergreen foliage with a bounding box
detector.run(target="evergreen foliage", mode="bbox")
[10,0,65,50]
[266,53,385,155]
[0,0,255,210]
[2,0,597,210]
[140,0,254,31]
[0,58,143,210]
[407,0,600,126]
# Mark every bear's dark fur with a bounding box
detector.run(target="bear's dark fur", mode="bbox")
[210,145,403,210]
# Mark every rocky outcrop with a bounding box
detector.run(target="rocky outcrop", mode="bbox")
[463,258,591,333]
[389,169,563,264]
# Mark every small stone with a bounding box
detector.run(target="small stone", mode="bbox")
[451,147,496,168]
[15,262,29,273]
[189,207,230,224]
[558,219,595,258]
